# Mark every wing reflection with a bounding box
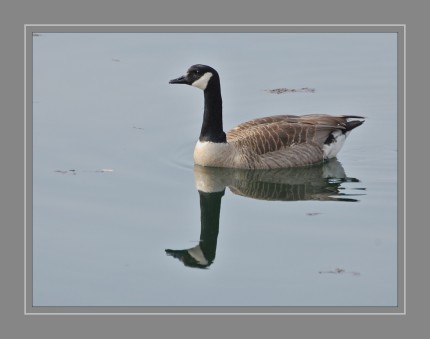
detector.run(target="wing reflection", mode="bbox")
[165,159,365,269]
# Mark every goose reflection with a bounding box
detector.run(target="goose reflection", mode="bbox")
[165,159,365,269]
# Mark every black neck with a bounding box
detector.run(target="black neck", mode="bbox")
[199,80,227,143]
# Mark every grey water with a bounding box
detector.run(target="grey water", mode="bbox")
[32,32,398,307]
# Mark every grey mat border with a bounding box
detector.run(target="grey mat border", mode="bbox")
[25,24,405,315]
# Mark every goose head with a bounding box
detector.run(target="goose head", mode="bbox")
[169,64,219,91]
[169,64,226,143]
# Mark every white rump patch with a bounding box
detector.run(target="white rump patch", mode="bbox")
[323,131,351,159]
[192,72,213,90]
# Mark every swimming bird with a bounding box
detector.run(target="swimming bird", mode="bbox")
[169,64,364,169]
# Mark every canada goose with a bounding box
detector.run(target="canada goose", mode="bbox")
[169,64,364,169]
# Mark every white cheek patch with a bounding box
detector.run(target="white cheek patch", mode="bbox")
[192,72,213,90]
[187,245,208,265]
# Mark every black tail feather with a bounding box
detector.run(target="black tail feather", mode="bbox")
[345,120,365,132]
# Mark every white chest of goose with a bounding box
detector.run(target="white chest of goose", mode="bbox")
[169,64,364,169]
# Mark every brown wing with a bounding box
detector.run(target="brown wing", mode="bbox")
[228,114,364,141]
[228,115,301,137]
[227,115,352,153]
[225,114,364,169]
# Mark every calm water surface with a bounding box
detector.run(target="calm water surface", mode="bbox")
[32,32,397,307]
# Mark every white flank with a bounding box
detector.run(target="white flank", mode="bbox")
[192,72,213,90]
[323,131,350,159]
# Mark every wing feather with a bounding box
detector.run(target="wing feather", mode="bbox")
[223,114,364,169]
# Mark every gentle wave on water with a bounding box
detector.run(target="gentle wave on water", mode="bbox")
[164,139,196,171]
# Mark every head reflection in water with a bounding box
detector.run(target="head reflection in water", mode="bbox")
[165,191,224,269]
